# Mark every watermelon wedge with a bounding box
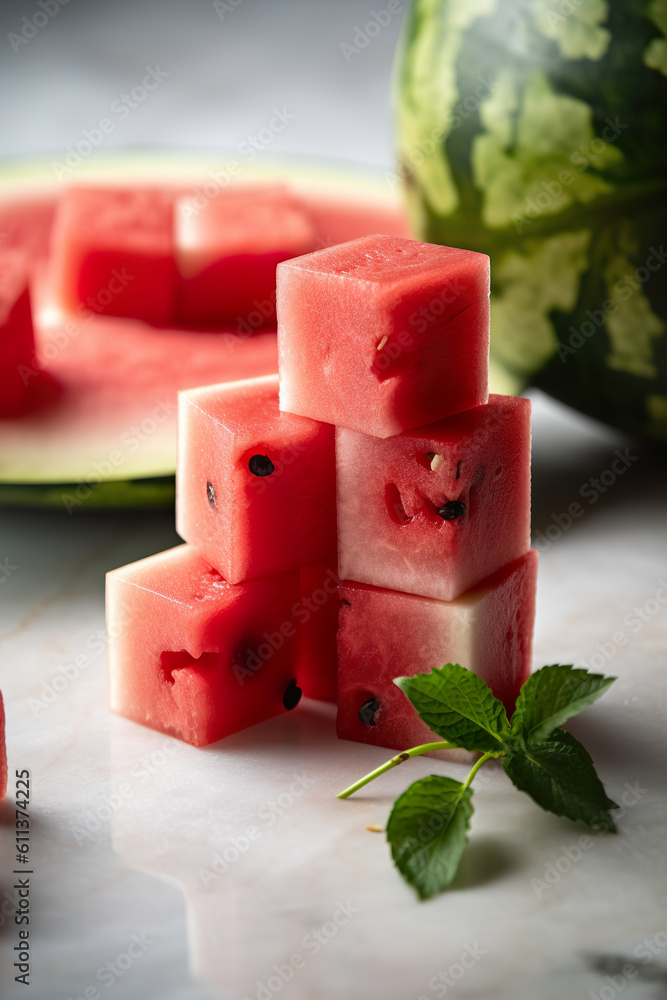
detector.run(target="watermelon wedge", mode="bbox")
[0,155,410,506]
[106,544,302,747]
[336,550,538,752]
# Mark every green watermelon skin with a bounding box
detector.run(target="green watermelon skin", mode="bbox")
[395,0,667,441]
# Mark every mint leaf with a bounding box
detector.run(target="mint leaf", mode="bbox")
[394,664,510,753]
[503,728,619,832]
[511,664,616,743]
[386,775,474,899]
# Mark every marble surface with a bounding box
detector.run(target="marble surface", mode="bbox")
[1,391,666,1000]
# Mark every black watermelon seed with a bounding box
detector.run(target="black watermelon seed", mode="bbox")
[249,454,275,477]
[358,697,380,726]
[283,679,302,710]
[206,481,216,507]
[438,500,466,521]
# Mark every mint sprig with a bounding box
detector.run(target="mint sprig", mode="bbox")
[337,663,618,899]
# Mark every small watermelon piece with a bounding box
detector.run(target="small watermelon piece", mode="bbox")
[336,550,537,752]
[175,185,317,327]
[0,690,6,800]
[49,186,176,325]
[297,560,339,704]
[337,394,531,602]
[277,234,489,438]
[0,249,36,416]
[106,544,302,747]
[176,374,336,584]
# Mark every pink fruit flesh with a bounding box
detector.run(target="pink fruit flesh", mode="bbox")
[336,394,531,602]
[177,375,336,584]
[49,186,177,325]
[106,544,301,746]
[0,250,35,416]
[297,560,339,704]
[277,234,489,438]
[176,185,317,326]
[336,550,538,753]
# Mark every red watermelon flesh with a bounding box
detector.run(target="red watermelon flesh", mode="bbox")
[49,186,177,326]
[336,394,531,602]
[0,191,57,262]
[0,181,409,485]
[277,234,489,438]
[0,250,36,416]
[336,550,537,753]
[297,560,339,704]
[106,544,302,746]
[176,375,336,584]
[176,185,317,327]
[0,690,6,800]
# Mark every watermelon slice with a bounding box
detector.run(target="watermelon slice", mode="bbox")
[277,234,489,438]
[0,691,6,800]
[49,186,177,326]
[176,375,336,584]
[0,250,35,416]
[336,550,537,752]
[106,544,302,747]
[175,185,317,327]
[336,394,531,602]
[297,560,339,704]
[0,156,410,504]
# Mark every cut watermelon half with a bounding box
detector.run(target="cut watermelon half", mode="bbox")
[0,153,410,507]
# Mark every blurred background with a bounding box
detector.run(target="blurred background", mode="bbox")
[0,0,400,168]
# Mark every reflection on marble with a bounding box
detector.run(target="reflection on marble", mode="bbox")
[1,391,666,1000]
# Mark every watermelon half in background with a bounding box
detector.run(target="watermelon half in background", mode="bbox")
[0,152,410,509]
[395,0,667,443]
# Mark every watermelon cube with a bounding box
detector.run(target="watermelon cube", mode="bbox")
[106,544,302,747]
[336,550,538,752]
[50,186,176,325]
[0,690,6,800]
[176,374,336,584]
[175,185,317,327]
[297,560,339,704]
[0,250,35,416]
[277,234,489,438]
[337,394,531,602]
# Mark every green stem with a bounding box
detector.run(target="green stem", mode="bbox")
[461,751,495,793]
[337,740,458,799]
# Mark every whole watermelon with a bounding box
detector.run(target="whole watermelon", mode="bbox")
[395,0,667,441]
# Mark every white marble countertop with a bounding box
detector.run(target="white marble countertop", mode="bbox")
[1,390,666,1000]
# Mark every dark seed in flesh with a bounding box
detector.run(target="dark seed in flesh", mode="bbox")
[358,697,380,726]
[249,454,275,477]
[438,500,466,521]
[283,679,302,710]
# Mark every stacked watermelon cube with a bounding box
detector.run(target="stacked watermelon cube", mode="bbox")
[106,234,536,751]
[277,234,536,751]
